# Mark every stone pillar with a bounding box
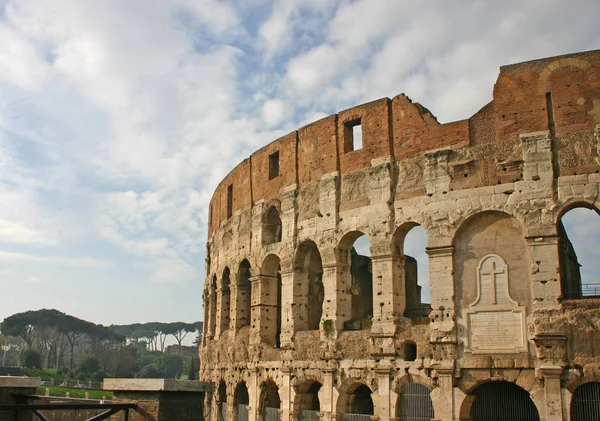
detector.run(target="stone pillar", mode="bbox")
[231,278,252,332]
[526,235,561,308]
[374,368,392,421]
[539,366,563,421]
[291,268,310,333]
[319,369,335,421]
[371,245,403,355]
[430,368,454,421]
[427,245,457,347]
[250,275,280,347]
[207,290,217,340]
[280,269,295,347]
[280,368,293,421]
[249,369,259,421]
[320,262,351,340]
[216,287,231,337]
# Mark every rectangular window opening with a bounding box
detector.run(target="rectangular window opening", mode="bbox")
[269,150,280,180]
[227,184,233,219]
[344,119,363,152]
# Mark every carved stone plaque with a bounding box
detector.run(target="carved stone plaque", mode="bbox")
[462,254,528,354]
[466,309,525,351]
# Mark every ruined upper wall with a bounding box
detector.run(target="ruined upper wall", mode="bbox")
[208,49,600,237]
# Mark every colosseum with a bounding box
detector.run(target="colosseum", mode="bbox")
[199,49,600,421]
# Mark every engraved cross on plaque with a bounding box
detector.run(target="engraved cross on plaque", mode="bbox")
[481,259,504,304]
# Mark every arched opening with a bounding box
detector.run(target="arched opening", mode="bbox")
[261,255,282,347]
[260,380,281,421]
[403,341,417,361]
[396,382,434,420]
[263,206,282,245]
[571,382,600,420]
[467,381,539,421]
[338,232,372,330]
[559,207,600,298]
[394,224,430,317]
[295,381,322,420]
[338,383,374,421]
[234,382,249,421]
[236,260,252,330]
[220,267,231,333]
[218,381,228,421]
[294,241,324,331]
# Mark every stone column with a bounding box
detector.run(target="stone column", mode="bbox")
[250,275,280,346]
[539,366,563,421]
[207,290,217,340]
[249,368,259,421]
[320,262,351,339]
[216,287,231,337]
[371,244,403,355]
[280,367,293,421]
[430,367,455,421]
[374,368,392,421]
[426,245,454,312]
[232,278,252,331]
[280,269,296,347]
[319,369,335,421]
[526,235,561,308]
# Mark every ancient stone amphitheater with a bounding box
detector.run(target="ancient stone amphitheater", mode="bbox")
[200,50,600,421]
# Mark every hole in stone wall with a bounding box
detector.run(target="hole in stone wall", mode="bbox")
[269,151,280,180]
[227,184,233,218]
[344,119,363,152]
[404,341,417,361]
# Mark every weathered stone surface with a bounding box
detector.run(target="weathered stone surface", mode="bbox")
[201,50,600,421]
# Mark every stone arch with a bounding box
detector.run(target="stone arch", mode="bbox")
[259,378,281,421]
[336,380,374,416]
[234,259,253,330]
[234,381,250,421]
[396,382,435,420]
[263,206,282,245]
[393,222,431,316]
[453,211,531,317]
[294,379,322,414]
[570,381,600,420]
[391,373,435,394]
[556,203,600,299]
[260,254,282,347]
[217,380,228,421]
[337,231,373,330]
[538,57,592,92]
[294,240,324,331]
[459,381,540,421]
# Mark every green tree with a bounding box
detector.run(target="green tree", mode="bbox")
[140,364,165,379]
[115,346,139,378]
[156,354,183,379]
[20,349,42,369]
[77,354,100,374]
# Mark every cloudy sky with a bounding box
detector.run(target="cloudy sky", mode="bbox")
[1,0,600,327]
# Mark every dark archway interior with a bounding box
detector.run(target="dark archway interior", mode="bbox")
[262,381,281,409]
[234,383,249,406]
[470,381,539,421]
[351,385,374,415]
[263,206,282,245]
[218,381,227,402]
[571,382,600,420]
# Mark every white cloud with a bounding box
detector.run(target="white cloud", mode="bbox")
[0,251,110,268]
[261,99,287,127]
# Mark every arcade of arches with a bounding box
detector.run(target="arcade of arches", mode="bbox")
[202,51,600,421]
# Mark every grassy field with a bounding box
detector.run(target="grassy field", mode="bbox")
[36,386,113,400]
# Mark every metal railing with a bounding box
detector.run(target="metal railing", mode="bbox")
[299,409,319,421]
[582,283,600,297]
[341,413,372,421]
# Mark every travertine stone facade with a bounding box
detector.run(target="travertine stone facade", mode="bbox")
[200,50,600,421]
